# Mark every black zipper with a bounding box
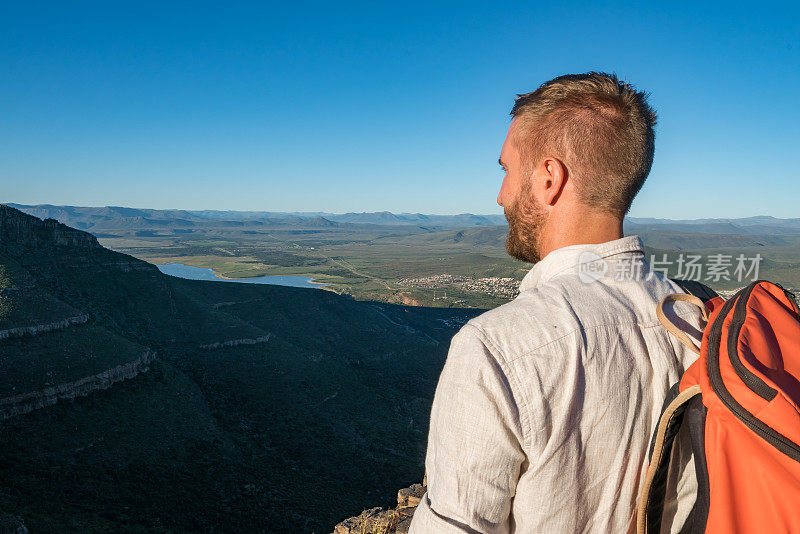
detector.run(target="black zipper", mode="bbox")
[727,282,777,401]
[706,281,800,462]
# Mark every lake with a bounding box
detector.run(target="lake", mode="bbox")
[157,263,327,289]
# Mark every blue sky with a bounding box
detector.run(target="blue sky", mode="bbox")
[1,1,798,218]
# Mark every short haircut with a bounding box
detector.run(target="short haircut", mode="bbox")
[510,72,657,216]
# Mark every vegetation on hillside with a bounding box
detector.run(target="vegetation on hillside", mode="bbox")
[0,206,479,532]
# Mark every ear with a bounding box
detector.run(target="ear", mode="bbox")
[539,157,568,206]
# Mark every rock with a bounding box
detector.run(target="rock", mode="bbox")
[395,515,414,534]
[332,507,397,534]
[0,205,101,250]
[0,349,156,420]
[398,293,423,307]
[331,483,426,534]
[0,314,89,340]
[198,334,271,350]
[397,484,425,508]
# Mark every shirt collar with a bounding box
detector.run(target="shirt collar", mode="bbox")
[518,235,645,292]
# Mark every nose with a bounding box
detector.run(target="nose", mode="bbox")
[497,180,506,207]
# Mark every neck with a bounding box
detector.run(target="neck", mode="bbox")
[539,206,624,259]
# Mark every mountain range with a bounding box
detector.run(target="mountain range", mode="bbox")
[10,203,800,237]
[6,204,508,230]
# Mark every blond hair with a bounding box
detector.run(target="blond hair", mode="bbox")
[511,72,657,216]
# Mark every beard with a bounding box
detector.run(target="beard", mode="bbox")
[504,183,548,264]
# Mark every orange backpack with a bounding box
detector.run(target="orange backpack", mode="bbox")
[637,280,800,533]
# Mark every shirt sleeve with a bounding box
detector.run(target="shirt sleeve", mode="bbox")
[409,324,526,534]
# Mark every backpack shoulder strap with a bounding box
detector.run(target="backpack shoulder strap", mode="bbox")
[657,294,709,354]
[669,279,719,303]
[657,278,716,354]
[637,384,702,534]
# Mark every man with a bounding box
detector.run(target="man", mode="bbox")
[409,73,703,533]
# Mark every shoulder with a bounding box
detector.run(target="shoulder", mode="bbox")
[462,280,588,366]
[460,270,698,366]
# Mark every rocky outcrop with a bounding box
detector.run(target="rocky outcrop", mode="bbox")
[198,334,272,350]
[0,205,101,250]
[332,483,426,534]
[100,260,157,273]
[0,350,155,420]
[0,314,89,340]
[212,298,267,309]
[396,293,423,307]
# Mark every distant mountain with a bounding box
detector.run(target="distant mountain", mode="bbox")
[324,211,505,227]
[625,216,800,235]
[626,215,800,227]
[11,204,800,234]
[382,225,508,249]
[6,203,508,229]
[306,216,338,227]
[10,202,800,258]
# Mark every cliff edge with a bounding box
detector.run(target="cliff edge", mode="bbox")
[332,481,426,534]
[0,204,101,250]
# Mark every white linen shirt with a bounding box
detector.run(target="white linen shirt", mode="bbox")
[409,236,703,534]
